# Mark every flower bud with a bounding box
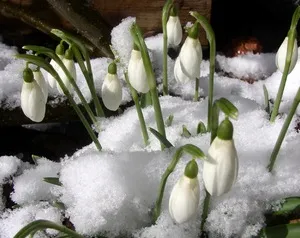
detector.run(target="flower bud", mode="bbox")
[47,43,64,88]
[166,6,182,47]
[33,68,48,102]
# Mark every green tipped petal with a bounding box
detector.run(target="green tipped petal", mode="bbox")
[55,43,65,56]
[170,6,178,17]
[184,159,198,179]
[108,62,117,74]
[23,68,34,83]
[217,118,233,140]
[188,22,200,39]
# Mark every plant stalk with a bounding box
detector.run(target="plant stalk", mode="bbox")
[200,190,211,235]
[210,102,219,143]
[194,77,200,101]
[124,72,149,146]
[268,86,300,172]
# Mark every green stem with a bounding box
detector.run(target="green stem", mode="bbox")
[124,72,149,146]
[16,54,102,151]
[190,11,216,132]
[210,102,219,143]
[152,147,183,223]
[162,0,173,96]
[200,190,211,235]
[270,6,300,122]
[51,29,105,117]
[131,23,166,150]
[72,45,105,117]
[194,77,199,101]
[268,86,300,172]
[13,220,83,238]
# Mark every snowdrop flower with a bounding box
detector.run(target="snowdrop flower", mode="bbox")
[47,43,64,88]
[169,159,200,224]
[57,47,76,94]
[101,62,122,111]
[33,68,48,102]
[166,6,182,47]
[276,36,298,74]
[21,68,46,122]
[128,45,149,93]
[174,22,202,83]
[203,118,238,196]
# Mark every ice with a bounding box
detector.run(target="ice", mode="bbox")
[0,156,21,183]
[11,158,60,205]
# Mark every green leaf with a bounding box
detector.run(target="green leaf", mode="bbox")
[165,114,174,127]
[181,125,191,138]
[23,45,54,54]
[149,127,173,148]
[43,177,62,186]
[273,197,300,216]
[140,91,152,108]
[215,97,239,120]
[263,84,270,114]
[197,121,206,134]
[31,155,41,165]
[52,201,66,210]
[182,144,206,159]
[260,223,300,238]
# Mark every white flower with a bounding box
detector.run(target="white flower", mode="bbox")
[21,69,46,122]
[33,69,48,102]
[169,160,200,224]
[128,49,149,93]
[57,49,76,95]
[167,16,182,47]
[47,43,64,88]
[169,175,200,224]
[276,36,298,74]
[203,119,238,196]
[174,36,202,83]
[102,72,122,111]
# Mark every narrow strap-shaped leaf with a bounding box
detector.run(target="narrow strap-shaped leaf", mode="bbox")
[215,97,239,120]
[263,84,270,114]
[197,121,206,134]
[260,223,300,238]
[182,144,206,159]
[43,177,62,186]
[149,127,173,148]
[181,125,191,138]
[273,197,300,216]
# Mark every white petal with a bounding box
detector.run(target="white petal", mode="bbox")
[47,56,63,88]
[174,57,191,83]
[21,81,34,118]
[203,137,238,196]
[276,37,298,74]
[33,70,48,102]
[167,16,182,46]
[57,59,76,94]
[169,175,200,224]
[179,37,202,79]
[101,73,122,111]
[128,50,149,93]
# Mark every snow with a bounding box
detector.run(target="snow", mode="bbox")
[1,19,300,238]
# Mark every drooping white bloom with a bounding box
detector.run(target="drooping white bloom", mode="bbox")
[203,118,238,196]
[169,160,200,224]
[57,48,76,95]
[47,43,64,88]
[276,36,298,74]
[128,49,149,93]
[174,23,202,83]
[33,69,48,102]
[167,16,182,47]
[101,63,122,111]
[21,69,46,123]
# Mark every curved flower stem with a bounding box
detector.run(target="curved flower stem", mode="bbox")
[162,0,173,96]
[51,29,105,117]
[131,23,166,150]
[270,6,300,122]
[13,219,83,238]
[190,11,216,132]
[124,72,149,146]
[268,86,300,172]
[16,54,102,151]
[194,77,200,101]
[210,102,219,143]
[152,144,206,223]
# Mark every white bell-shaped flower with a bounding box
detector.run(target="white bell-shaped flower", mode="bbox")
[169,160,200,224]
[128,46,149,93]
[276,36,298,74]
[33,68,48,102]
[48,43,64,88]
[101,62,122,111]
[174,22,202,83]
[57,48,76,95]
[21,68,46,122]
[166,6,182,47]
[203,118,238,196]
